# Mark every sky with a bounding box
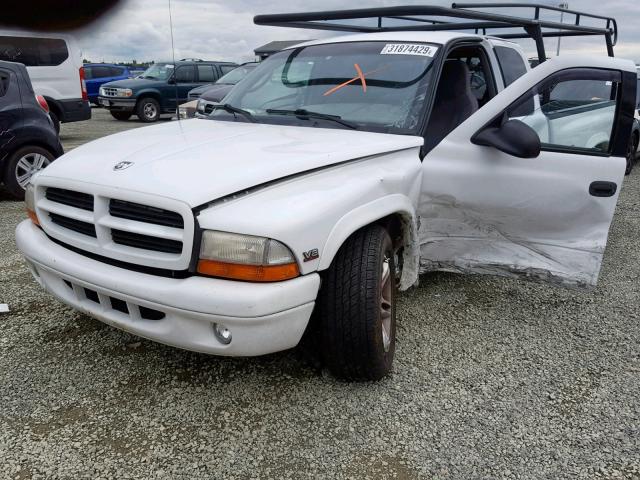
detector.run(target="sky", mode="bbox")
[76,0,640,65]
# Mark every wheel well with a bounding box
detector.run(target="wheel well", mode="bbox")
[0,142,57,181]
[136,93,162,107]
[376,214,407,250]
[633,129,639,147]
[43,96,62,119]
[374,212,420,290]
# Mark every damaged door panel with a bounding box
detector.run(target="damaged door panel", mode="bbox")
[418,56,636,289]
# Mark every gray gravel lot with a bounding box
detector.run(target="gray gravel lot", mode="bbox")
[1,108,639,479]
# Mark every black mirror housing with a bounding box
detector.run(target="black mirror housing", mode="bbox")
[167,78,176,85]
[472,119,541,159]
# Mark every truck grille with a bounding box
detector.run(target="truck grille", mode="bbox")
[36,185,194,271]
[101,87,119,97]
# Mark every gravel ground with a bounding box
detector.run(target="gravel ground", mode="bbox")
[1,109,639,479]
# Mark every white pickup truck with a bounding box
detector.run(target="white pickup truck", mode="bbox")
[16,5,638,380]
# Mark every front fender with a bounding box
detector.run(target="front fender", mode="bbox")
[195,148,423,289]
[319,195,420,290]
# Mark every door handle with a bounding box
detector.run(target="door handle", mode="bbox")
[589,181,617,197]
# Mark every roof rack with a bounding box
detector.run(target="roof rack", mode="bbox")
[253,3,617,63]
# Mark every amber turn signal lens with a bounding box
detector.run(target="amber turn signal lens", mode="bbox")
[197,259,299,282]
[27,208,40,226]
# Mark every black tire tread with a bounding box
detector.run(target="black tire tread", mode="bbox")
[318,224,394,381]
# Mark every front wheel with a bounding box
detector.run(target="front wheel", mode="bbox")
[136,97,160,123]
[110,110,132,121]
[317,224,397,381]
[3,146,54,200]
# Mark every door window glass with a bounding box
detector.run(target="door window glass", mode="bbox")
[175,65,195,83]
[494,46,528,86]
[83,66,93,79]
[92,66,112,78]
[197,65,216,82]
[506,69,620,154]
[220,65,236,75]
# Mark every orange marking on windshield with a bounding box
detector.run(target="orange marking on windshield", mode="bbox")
[324,63,385,96]
[354,63,366,93]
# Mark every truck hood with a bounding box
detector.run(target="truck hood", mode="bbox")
[40,119,423,207]
[102,78,159,89]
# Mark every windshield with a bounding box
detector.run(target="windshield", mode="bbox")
[217,64,257,85]
[218,41,439,133]
[141,63,174,80]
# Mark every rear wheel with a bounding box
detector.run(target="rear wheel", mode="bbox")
[136,97,160,122]
[110,110,132,121]
[317,224,397,381]
[626,133,638,175]
[3,146,54,200]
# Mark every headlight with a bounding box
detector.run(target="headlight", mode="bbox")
[116,88,133,97]
[99,87,105,96]
[196,99,207,113]
[197,231,299,282]
[25,183,39,226]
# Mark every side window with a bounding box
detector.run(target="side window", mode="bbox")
[220,65,236,75]
[174,65,195,83]
[197,65,216,83]
[83,66,93,80]
[0,36,68,66]
[494,46,528,87]
[507,69,621,155]
[110,67,124,77]
[446,47,496,107]
[92,66,112,78]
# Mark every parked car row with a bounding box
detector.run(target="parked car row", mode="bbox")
[98,59,238,122]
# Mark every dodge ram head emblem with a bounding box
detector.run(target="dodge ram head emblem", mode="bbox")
[113,161,134,171]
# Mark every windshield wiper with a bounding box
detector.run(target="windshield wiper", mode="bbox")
[265,108,358,130]
[210,103,256,123]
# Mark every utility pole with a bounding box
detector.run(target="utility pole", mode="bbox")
[556,2,569,56]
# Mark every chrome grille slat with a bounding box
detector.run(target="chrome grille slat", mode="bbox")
[49,212,97,238]
[111,229,183,254]
[110,199,184,228]
[46,188,94,211]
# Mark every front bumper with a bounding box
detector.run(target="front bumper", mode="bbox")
[98,96,136,111]
[16,221,320,356]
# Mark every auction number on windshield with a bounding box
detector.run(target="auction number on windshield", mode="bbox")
[381,44,438,57]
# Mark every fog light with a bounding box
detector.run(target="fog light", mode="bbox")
[213,323,232,345]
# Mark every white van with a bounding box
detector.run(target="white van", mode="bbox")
[0,31,90,131]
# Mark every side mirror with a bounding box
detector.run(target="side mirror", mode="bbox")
[167,77,176,85]
[472,119,541,159]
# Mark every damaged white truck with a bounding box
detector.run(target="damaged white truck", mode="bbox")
[16,4,638,380]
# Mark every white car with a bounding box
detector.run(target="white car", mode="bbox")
[16,6,639,380]
[0,31,90,131]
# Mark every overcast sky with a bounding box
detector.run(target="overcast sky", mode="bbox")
[76,0,640,64]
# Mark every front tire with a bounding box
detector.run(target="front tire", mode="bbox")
[136,97,160,122]
[3,146,54,200]
[110,110,132,121]
[317,224,397,381]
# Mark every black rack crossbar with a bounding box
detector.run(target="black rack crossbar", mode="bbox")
[253,3,617,62]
